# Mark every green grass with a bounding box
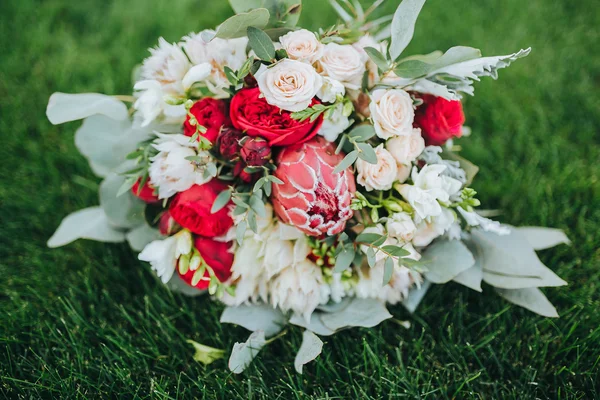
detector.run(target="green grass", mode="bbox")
[1,0,599,398]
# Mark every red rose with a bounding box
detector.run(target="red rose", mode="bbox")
[178,237,234,290]
[229,88,323,147]
[218,127,244,160]
[169,180,233,237]
[240,137,271,167]
[183,98,230,144]
[131,179,159,203]
[414,94,465,146]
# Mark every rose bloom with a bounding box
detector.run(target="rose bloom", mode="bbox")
[256,59,322,112]
[356,144,400,191]
[217,127,244,160]
[318,43,366,90]
[386,128,425,164]
[178,237,234,290]
[183,98,230,143]
[414,94,465,145]
[370,89,415,139]
[229,88,323,146]
[169,180,234,237]
[131,179,159,203]
[240,137,271,167]
[279,29,323,63]
[386,212,417,242]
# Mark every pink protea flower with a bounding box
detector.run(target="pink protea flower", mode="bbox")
[272,136,356,237]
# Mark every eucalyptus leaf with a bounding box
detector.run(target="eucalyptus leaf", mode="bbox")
[517,227,570,250]
[364,46,389,72]
[320,298,392,330]
[495,287,559,318]
[422,239,475,284]
[228,330,267,374]
[355,232,385,244]
[383,257,394,285]
[381,245,410,257]
[47,92,128,124]
[247,26,276,61]
[394,59,431,78]
[333,247,355,273]
[294,331,323,374]
[47,207,125,248]
[356,142,378,164]
[214,8,270,39]
[220,304,285,337]
[389,0,426,60]
[212,189,232,214]
[348,124,376,142]
[333,150,358,174]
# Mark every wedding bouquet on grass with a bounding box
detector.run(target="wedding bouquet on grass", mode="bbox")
[47,0,570,373]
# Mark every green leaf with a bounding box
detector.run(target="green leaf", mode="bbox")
[249,193,267,218]
[214,8,270,39]
[212,189,232,214]
[320,298,392,330]
[348,125,376,142]
[516,227,570,250]
[383,257,394,285]
[363,46,390,72]
[247,210,258,232]
[421,239,475,284]
[381,245,410,258]
[356,142,378,164]
[334,247,355,273]
[355,232,385,244]
[47,207,126,248]
[186,340,226,365]
[236,221,247,245]
[333,150,358,174]
[247,26,276,61]
[394,59,431,78]
[224,66,239,85]
[99,173,145,229]
[495,287,559,318]
[389,0,426,60]
[366,247,377,268]
[221,304,286,337]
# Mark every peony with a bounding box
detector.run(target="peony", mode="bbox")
[148,134,216,199]
[271,137,356,236]
[256,59,323,112]
[181,31,248,98]
[217,127,244,160]
[279,29,323,63]
[318,43,366,90]
[269,259,326,322]
[414,94,465,146]
[169,180,234,237]
[229,88,323,146]
[140,37,190,96]
[183,98,230,143]
[318,102,351,142]
[138,229,192,284]
[356,144,400,191]
[387,212,417,242]
[177,237,234,290]
[133,80,187,127]
[317,77,345,104]
[386,128,425,164]
[369,89,415,139]
[131,179,159,203]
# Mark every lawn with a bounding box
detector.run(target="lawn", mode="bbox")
[1,0,599,398]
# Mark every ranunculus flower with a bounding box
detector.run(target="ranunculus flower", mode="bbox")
[169,180,233,237]
[256,59,323,112]
[279,29,323,63]
[229,88,323,146]
[318,43,366,90]
[217,127,244,160]
[183,98,230,143]
[240,137,271,167]
[356,144,400,191]
[178,237,234,290]
[131,179,159,203]
[386,128,425,164]
[369,89,415,139]
[414,94,465,145]
[271,136,356,236]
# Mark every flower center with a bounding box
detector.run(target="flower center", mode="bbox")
[308,183,338,224]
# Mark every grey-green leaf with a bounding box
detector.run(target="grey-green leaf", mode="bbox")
[402,279,431,313]
[228,330,267,374]
[495,287,559,318]
[229,0,263,13]
[47,207,125,248]
[334,247,355,273]
[46,92,128,124]
[99,173,146,229]
[333,150,358,174]
[422,239,475,284]
[348,124,376,142]
[363,46,389,72]
[294,330,323,374]
[247,26,276,61]
[289,312,336,336]
[394,59,431,78]
[355,232,385,244]
[212,189,232,214]
[221,304,286,337]
[389,0,426,60]
[383,257,394,285]
[320,298,392,330]
[356,143,378,164]
[214,8,270,39]
[517,227,570,250]
[126,223,163,252]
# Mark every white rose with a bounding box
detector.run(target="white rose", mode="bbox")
[256,59,323,112]
[318,43,366,90]
[279,29,323,63]
[387,212,417,242]
[140,37,190,96]
[317,77,345,103]
[412,208,456,247]
[356,144,400,191]
[138,230,192,284]
[148,134,216,199]
[386,128,425,164]
[318,102,351,142]
[369,89,415,139]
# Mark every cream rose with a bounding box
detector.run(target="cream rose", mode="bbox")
[318,43,366,90]
[356,144,401,191]
[387,212,417,242]
[386,128,425,164]
[256,59,323,112]
[369,89,415,139]
[279,29,323,63]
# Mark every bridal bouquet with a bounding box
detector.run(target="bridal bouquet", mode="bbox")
[46,0,570,373]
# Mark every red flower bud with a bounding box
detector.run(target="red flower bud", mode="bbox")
[218,127,244,160]
[240,137,271,167]
[158,211,181,236]
[233,162,257,183]
[131,179,159,203]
